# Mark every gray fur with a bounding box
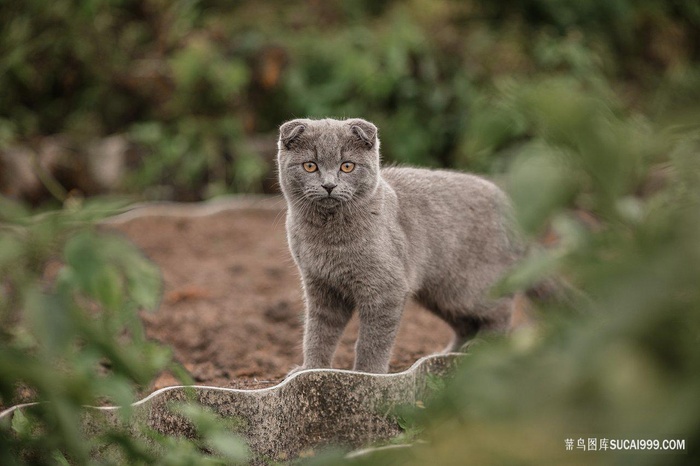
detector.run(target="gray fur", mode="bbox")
[277,118,520,374]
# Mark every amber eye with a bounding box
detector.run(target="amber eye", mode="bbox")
[340,162,355,173]
[303,162,318,173]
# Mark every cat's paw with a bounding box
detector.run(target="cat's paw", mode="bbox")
[285,365,307,378]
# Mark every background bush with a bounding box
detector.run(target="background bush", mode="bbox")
[2,0,698,200]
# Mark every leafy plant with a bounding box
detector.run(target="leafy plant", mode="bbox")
[296,67,700,466]
[0,198,248,465]
[3,1,699,200]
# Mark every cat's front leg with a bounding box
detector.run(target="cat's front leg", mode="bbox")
[296,285,353,372]
[354,298,405,374]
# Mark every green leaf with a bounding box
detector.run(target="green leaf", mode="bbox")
[95,264,124,313]
[63,231,103,297]
[11,409,31,436]
[0,234,23,270]
[206,432,249,463]
[123,256,162,312]
[51,450,71,466]
[63,231,162,312]
[25,288,74,354]
[507,143,578,235]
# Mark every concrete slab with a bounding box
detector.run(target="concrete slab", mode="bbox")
[1,354,461,464]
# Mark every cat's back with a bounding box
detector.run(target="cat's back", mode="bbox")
[380,166,508,217]
[380,166,518,285]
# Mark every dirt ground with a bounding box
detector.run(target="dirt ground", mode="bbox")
[108,197,526,392]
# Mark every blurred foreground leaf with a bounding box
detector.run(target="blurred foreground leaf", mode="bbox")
[0,199,247,465]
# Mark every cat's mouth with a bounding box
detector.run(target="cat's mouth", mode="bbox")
[305,190,347,207]
[310,194,344,209]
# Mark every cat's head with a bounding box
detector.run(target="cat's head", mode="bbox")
[277,118,381,209]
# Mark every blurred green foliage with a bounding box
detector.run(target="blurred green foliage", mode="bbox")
[0,199,248,465]
[306,77,700,466]
[2,0,698,198]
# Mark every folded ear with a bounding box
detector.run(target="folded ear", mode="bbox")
[349,119,377,149]
[279,119,307,149]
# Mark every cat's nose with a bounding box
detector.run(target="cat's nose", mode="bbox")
[322,183,337,194]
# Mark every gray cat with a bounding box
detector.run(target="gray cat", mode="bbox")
[277,118,520,374]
